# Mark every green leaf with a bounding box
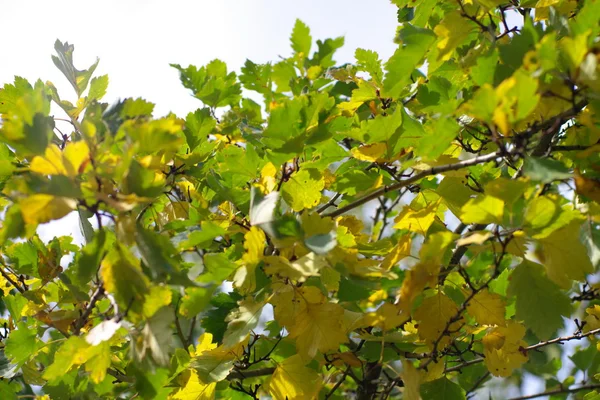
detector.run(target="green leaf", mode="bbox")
[43,336,89,383]
[508,260,571,339]
[338,278,372,301]
[201,253,238,283]
[191,352,234,384]
[78,208,95,243]
[0,76,33,114]
[100,244,150,317]
[135,224,177,279]
[414,117,459,160]
[179,286,215,318]
[171,60,242,108]
[222,299,265,348]
[397,7,415,23]
[52,39,99,97]
[383,25,436,99]
[125,159,165,198]
[132,307,174,366]
[73,229,107,285]
[0,381,18,400]
[201,292,242,343]
[240,60,273,97]
[420,377,466,400]
[282,169,324,211]
[538,221,594,287]
[184,108,215,151]
[355,49,383,85]
[523,157,572,183]
[460,195,504,224]
[87,75,108,103]
[178,221,226,250]
[305,232,337,255]
[290,19,312,56]
[5,323,39,366]
[121,97,155,118]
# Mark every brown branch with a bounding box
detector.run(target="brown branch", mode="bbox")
[0,260,26,294]
[323,151,505,219]
[226,367,276,381]
[73,284,105,335]
[317,192,342,214]
[325,366,351,400]
[445,327,600,373]
[508,383,600,400]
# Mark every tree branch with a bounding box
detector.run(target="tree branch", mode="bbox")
[446,327,600,373]
[73,284,105,335]
[508,383,600,400]
[0,260,26,294]
[323,151,505,218]
[226,367,276,381]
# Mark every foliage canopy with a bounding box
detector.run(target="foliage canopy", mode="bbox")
[1,1,600,399]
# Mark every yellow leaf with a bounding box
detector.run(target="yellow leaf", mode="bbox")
[538,221,594,287]
[401,359,422,400]
[460,195,504,224]
[575,171,600,203]
[30,142,89,177]
[223,298,265,348]
[419,231,457,264]
[171,370,216,400]
[421,358,444,382]
[367,289,388,304]
[266,354,321,400]
[434,11,476,61]
[301,213,335,237]
[394,201,440,235]
[413,291,459,346]
[258,162,278,194]
[282,169,324,211]
[483,321,528,377]
[456,232,492,247]
[351,143,387,162]
[271,284,325,330]
[265,252,328,281]
[466,289,506,326]
[381,235,412,270]
[397,262,439,312]
[364,302,409,331]
[585,305,600,331]
[84,341,111,384]
[100,245,150,318]
[143,285,172,319]
[20,195,77,226]
[288,301,348,360]
[233,227,265,295]
[195,333,218,356]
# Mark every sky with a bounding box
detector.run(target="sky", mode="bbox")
[1,0,400,118]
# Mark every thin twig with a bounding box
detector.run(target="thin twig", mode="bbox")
[508,383,600,400]
[324,151,506,219]
[226,367,276,381]
[325,366,351,399]
[0,260,26,293]
[73,284,105,335]
[317,193,342,214]
[446,327,600,373]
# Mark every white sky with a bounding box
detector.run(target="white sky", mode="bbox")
[1,0,399,117]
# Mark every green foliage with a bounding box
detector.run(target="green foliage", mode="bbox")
[1,3,600,399]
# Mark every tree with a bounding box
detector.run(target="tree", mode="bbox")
[0,1,600,399]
